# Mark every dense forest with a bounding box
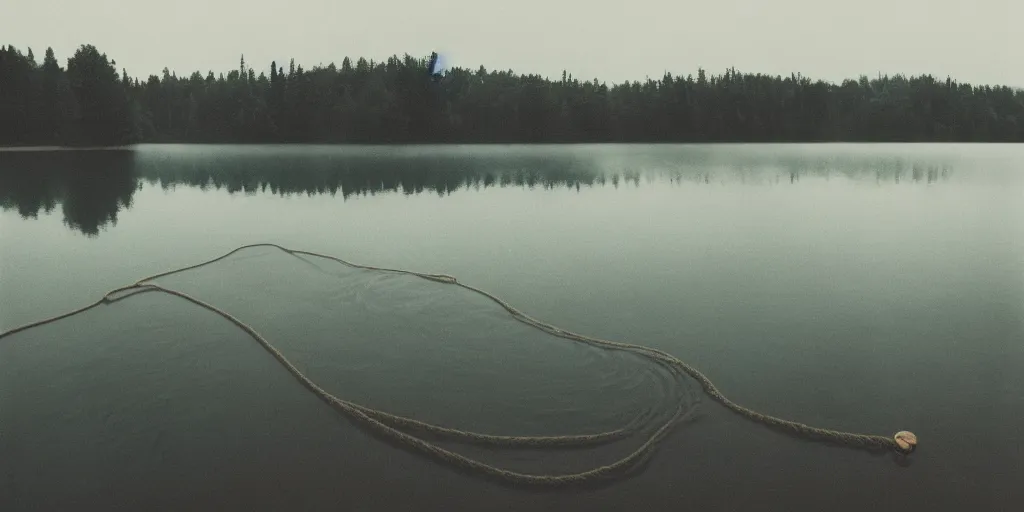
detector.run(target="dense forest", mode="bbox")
[2,43,1023,146]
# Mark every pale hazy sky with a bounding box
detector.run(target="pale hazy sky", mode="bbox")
[4,0,1022,86]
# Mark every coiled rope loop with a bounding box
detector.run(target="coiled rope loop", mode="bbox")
[0,243,916,487]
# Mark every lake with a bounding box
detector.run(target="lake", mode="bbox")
[1,144,1022,511]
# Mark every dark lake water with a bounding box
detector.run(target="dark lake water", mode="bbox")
[1,144,1022,511]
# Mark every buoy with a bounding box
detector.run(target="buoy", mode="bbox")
[894,431,918,453]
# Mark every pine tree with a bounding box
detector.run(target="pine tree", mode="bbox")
[66,44,138,145]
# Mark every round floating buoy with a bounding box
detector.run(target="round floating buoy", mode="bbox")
[894,431,918,453]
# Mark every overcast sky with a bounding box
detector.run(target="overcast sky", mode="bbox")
[4,0,1022,86]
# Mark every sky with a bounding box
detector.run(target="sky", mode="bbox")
[4,0,1023,87]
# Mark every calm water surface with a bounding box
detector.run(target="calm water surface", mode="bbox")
[1,144,1022,511]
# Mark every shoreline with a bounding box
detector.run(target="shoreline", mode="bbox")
[1,141,1020,151]
[0,145,137,152]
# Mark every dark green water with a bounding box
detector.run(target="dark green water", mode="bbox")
[1,144,1022,511]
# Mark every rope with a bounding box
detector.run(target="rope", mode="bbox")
[0,243,915,487]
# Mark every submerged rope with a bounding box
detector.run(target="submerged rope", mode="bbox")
[0,243,916,487]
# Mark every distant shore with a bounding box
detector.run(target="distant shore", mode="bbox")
[0,145,136,152]
[4,43,1023,148]
[1,141,1021,151]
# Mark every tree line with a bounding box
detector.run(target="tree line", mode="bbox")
[2,43,1023,146]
